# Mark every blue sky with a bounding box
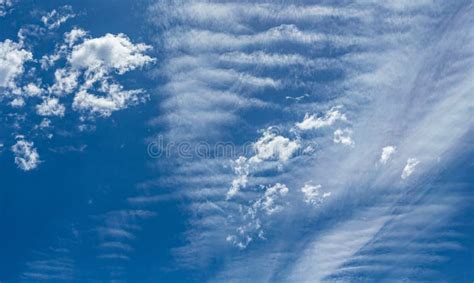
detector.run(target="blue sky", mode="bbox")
[0,0,473,282]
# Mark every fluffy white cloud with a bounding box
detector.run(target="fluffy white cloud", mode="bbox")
[65,33,155,117]
[401,158,420,179]
[380,146,397,164]
[333,128,354,146]
[296,105,347,130]
[227,129,300,199]
[0,40,32,88]
[251,129,300,163]
[69,33,155,74]
[36,97,66,117]
[10,97,25,107]
[49,68,79,95]
[23,83,43,97]
[301,184,331,206]
[11,139,40,171]
[72,84,144,117]
[64,28,87,47]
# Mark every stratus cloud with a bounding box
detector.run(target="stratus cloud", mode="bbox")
[380,146,397,164]
[296,105,347,130]
[0,40,32,88]
[11,139,40,171]
[401,158,420,180]
[165,24,362,52]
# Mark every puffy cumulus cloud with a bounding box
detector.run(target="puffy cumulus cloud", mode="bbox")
[41,6,75,30]
[333,128,354,146]
[10,97,25,107]
[72,85,144,117]
[251,128,301,163]
[401,158,420,180]
[23,83,43,97]
[301,184,331,206]
[69,33,155,75]
[11,139,40,171]
[0,40,32,89]
[36,97,66,117]
[49,68,79,95]
[60,32,155,118]
[64,28,87,47]
[296,105,347,130]
[72,90,117,116]
[1,26,155,170]
[227,129,300,199]
[380,146,397,164]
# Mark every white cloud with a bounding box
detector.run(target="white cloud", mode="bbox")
[72,84,144,117]
[37,118,51,129]
[301,184,331,206]
[11,139,40,171]
[296,105,347,130]
[149,0,474,278]
[36,97,66,117]
[165,24,360,53]
[227,183,290,249]
[227,156,250,199]
[69,33,155,74]
[64,33,155,117]
[251,129,300,163]
[72,90,117,117]
[401,158,420,179]
[254,183,289,216]
[379,146,397,164]
[10,97,25,107]
[64,28,87,47]
[333,128,355,146]
[49,68,79,95]
[41,6,75,30]
[152,2,366,34]
[0,40,32,88]
[23,83,43,96]
[227,129,300,199]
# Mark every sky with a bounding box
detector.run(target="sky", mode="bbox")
[0,0,473,282]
